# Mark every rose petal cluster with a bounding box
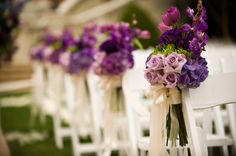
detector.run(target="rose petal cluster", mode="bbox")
[145,52,186,88]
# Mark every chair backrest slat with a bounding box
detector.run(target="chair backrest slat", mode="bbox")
[184,72,236,109]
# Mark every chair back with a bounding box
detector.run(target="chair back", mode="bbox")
[183,72,236,109]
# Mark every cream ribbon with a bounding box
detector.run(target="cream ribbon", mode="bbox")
[99,76,124,156]
[148,85,182,156]
[74,72,91,137]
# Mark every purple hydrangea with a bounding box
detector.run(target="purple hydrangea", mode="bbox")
[67,48,96,74]
[178,57,209,88]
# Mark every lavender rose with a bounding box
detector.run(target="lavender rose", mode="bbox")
[146,54,165,70]
[163,72,179,88]
[164,52,187,73]
[144,69,164,85]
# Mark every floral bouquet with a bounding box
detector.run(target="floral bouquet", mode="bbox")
[93,22,150,111]
[144,2,208,156]
[59,23,97,75]
[59,23,98,136]
[92,22,150,155]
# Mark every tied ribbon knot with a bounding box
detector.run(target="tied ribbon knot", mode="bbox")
[148,85,182,156]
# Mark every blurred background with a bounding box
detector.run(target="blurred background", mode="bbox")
[0,0,236,156]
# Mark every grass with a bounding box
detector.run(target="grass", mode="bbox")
[1,106,73,156]
[0,96,119,156]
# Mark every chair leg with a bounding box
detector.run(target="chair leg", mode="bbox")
[213,107,229,156]
[182,92,204,156]
[140,150,146,156]
[227,104,236,155]
[196,127,208,156]
[53,114,63,149]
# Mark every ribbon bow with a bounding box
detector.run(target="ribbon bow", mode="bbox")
[148,85,182,156]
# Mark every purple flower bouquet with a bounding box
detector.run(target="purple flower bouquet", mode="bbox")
[59,23,98,75]
[145,3,209,155]
[93,22,150,76]
[92,22,150,154]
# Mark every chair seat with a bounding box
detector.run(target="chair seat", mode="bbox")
[138,137,149,150]
[206,134,233,147]
[138,133,233,152]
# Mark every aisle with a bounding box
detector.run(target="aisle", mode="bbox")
[0,93,122,156]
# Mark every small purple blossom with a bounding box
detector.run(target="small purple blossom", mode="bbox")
[158,23,173,33]
[161,7,180,26]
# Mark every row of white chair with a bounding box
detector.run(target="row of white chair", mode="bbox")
[31,44,236,156]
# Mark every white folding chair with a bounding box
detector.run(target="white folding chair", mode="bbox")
[42,65,70,149]
[122,50,153,156]
[31,62,46,125]
[181,72,236,156]
[64,73,101,156]
[87,52,150,155]
[203,44,236,155]
[121,45,235,155]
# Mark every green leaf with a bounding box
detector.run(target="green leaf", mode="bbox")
[133,38,143,49]
[68,46,78,53]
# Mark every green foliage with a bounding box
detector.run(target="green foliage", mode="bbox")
[133,38,143,49]
[119,2,159,49]
[153,44,192,58]
[68,46,78,53]
[51,41,62,50]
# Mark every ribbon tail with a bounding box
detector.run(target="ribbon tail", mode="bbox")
[103,89,115,155]
[149,102,169,156]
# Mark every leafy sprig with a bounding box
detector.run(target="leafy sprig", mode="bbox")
[153,44,192,58]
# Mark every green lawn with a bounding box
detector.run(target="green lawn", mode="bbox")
[0,94,119,156]
[1,106,73,156]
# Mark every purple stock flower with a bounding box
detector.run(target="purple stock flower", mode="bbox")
[186,7,195,19]
[162,7,180,26]
[178,57,209,88]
